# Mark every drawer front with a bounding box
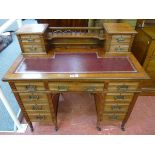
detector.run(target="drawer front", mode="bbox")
[111,35,131,44]
[24,103,50,111]
[105,93,134,102]
[109,44,129,52]
[15,82,45,91]
[104,104,129,113]
[22,44,45,53]
[20,35,41,39]
[108,82,139,92]
[20,35,44,43]
[103,113,126,121]
[19,93,48,102]
[49,82,104,92]
[28,113,52,122]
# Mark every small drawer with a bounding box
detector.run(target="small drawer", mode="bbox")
[28,113,52,122]
[15,82,45,91]
[109,44,129,52]
[108,82,139,92]
[49,82,104,92]
[19,92,48,102]
[103,113,126,121]
[111,35,131,44]
[20,35,41,39]
[104,104,129,113]
[22,45,45,53]
[24,104,50,111]
[105,92,134,102]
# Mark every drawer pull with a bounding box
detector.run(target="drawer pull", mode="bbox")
[86,86,96,92]
[29,47,37,51]
[115,47,125,51]
[117,85,128,92]
[111,105,121,110]
[32,104,43,110]
[58,86,68,92]
[27,39,34,42]
[25,85,36,92]
[36,115,46,120]
[116,37,125,42]
[109,115,119,120]
[29,95,39,100]
[113,95,124,100]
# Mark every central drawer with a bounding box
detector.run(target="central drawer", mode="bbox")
[48,82,104,92]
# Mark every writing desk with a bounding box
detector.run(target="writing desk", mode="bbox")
[3,52,149,131]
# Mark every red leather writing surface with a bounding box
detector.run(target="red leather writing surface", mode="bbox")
[15,53,136,73]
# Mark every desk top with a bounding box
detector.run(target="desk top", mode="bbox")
[15,53,135,73]
[3,52,149,81]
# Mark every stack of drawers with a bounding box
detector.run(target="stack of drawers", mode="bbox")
[16,24,48,54]
[103,23,137,53]
[103,82,139,121]
[14,82,53,123]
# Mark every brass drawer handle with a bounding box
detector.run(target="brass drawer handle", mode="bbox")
[27,39,34,42]
[113,95,124,100]
[32,104,43,110]
[36,115,46,120]
[116,37,125,42]
[115,47,125,51]
[25,85,36,92]
[29,47,37,51]
[111,105,121,110]
[86,86,96,92]
[109,114,119,120]
[58,86,68,92]
[28,95,39,100]
[117,85,128,92]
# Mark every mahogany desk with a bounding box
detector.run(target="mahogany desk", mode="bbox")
[3,52,149,131]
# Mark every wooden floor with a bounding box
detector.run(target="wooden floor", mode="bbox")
[1,93,155,135]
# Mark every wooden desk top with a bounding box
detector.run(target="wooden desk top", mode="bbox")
[3,52,149,81]
[103,23,137,34]
[16,24,48,34]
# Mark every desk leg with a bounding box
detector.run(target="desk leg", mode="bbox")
[49,93,60,131]
[121,92,139,131]
[94,93,105,131]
